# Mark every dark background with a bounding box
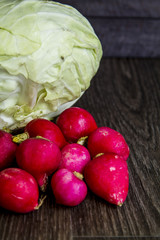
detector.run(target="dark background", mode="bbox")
[0,1,160,240]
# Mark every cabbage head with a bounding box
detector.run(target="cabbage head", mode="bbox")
[0,0,102,129]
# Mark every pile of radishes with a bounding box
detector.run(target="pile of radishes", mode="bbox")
[0,107,130,213]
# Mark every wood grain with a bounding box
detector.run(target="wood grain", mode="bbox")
[0,58,160,240]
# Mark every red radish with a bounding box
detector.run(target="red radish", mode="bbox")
[58,143,91,173]
[25,118,67,149]
[0,168,39,213]
[84,153,129,206]
[0,130,17,171]
[87,127,130,160]
[51,169,87,206]
[56,107,97,142]
[16,138,61,190]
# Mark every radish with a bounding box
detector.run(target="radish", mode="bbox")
[0,130,17,171]
[0,168,39,213]
[56,107,97,143]
[24,118,67,149]
[51,169,87,206]
[16,138,61,191]
[84,153,129,206]
[58,143,91,173]
[87,127,130,160]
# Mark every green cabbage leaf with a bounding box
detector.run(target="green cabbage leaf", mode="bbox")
[0,0,102,129]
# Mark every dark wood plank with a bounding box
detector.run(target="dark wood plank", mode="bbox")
[58,0,160,18]
[0,59,160,240]
[88,18,160,57]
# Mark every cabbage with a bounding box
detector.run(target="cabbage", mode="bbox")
[0,0,102,129]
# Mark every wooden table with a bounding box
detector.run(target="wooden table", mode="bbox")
[0,58,159,240]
